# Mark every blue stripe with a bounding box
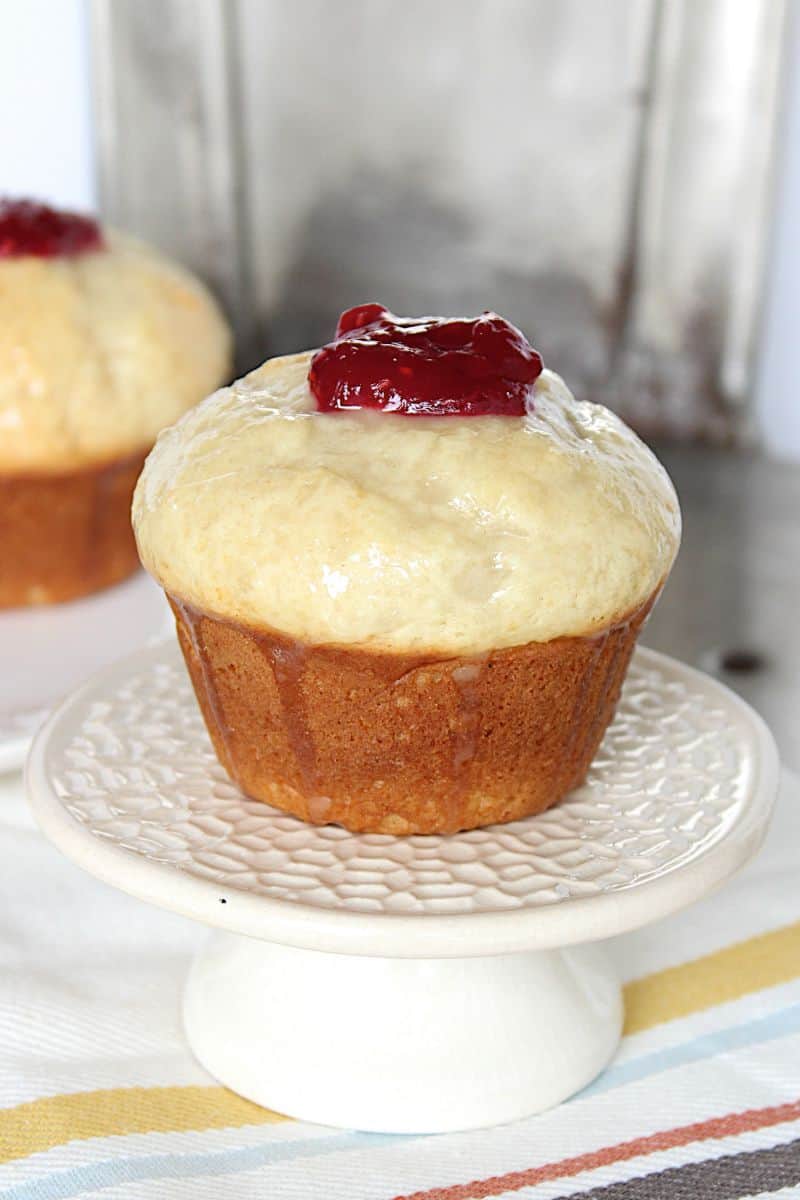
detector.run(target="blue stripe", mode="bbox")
[579,1001,800,1099]
[0,1131,399,1200]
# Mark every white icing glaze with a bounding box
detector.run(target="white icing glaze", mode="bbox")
[134,351,681,653]
[0,232,231,471]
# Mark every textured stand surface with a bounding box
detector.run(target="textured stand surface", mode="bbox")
[27,642,778,1131]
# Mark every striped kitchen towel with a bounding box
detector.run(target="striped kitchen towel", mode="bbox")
[0,767,798,1199]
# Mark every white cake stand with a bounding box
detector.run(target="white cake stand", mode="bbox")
[0,571,171,772]
[26,641,778,1134]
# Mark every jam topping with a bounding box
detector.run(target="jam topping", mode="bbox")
[0,198,104,259]
[308,304,543,416]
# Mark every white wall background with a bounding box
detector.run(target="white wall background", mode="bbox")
[0,0,94,209]
[756,6,800,462]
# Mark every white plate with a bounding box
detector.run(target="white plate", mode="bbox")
[26,642,778,958]
[0,572,172,773]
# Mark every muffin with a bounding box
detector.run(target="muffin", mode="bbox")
[0,198,231,607]
[134,305,680,835]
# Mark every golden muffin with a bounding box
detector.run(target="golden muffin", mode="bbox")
[134,306,680,834]
[0,198,231,606]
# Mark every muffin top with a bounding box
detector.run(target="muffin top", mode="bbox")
[134,308,680,655]
[0,200,231,472]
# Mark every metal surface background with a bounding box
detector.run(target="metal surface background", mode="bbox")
[644,445,799,774]
[90,0,787,439]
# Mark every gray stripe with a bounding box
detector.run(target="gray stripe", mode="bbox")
[553,1136,800,1200]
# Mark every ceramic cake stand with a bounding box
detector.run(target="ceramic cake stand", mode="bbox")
[26,641,778,1134]
[0,571,171,772]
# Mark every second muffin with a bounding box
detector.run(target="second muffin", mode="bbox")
[0,198,231,607]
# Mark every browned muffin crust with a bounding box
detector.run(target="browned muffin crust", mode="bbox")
[169,593,656,835]
[0,451,147,607]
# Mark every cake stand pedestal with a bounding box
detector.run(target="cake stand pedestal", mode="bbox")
[26,642,778,1133]
[184,935,620,1132]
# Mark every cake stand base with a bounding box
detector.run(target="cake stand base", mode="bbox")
[183,933,622,1133]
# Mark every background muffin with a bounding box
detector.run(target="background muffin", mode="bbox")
[0,198,232,607]
[134,310,680,835]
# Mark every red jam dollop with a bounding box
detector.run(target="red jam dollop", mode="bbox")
[0,198,104,259]
[308,303,543,416]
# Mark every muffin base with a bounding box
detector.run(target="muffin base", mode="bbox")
[169,594,656,835]
[0,451,147,608]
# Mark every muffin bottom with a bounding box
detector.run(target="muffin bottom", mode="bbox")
[0,451,147,607]
[169,593,656,835]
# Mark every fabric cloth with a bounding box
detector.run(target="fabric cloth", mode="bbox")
[0,766,798,1199]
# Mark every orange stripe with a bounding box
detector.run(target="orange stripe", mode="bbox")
[392,1098,800,1200]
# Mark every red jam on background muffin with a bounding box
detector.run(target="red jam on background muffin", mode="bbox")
[134,305,681,835]
[0,198,232,607]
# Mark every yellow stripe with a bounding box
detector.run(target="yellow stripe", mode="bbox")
[3,922,799,1163]
[623,920,800,1035]
[0,1084,286,1163]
